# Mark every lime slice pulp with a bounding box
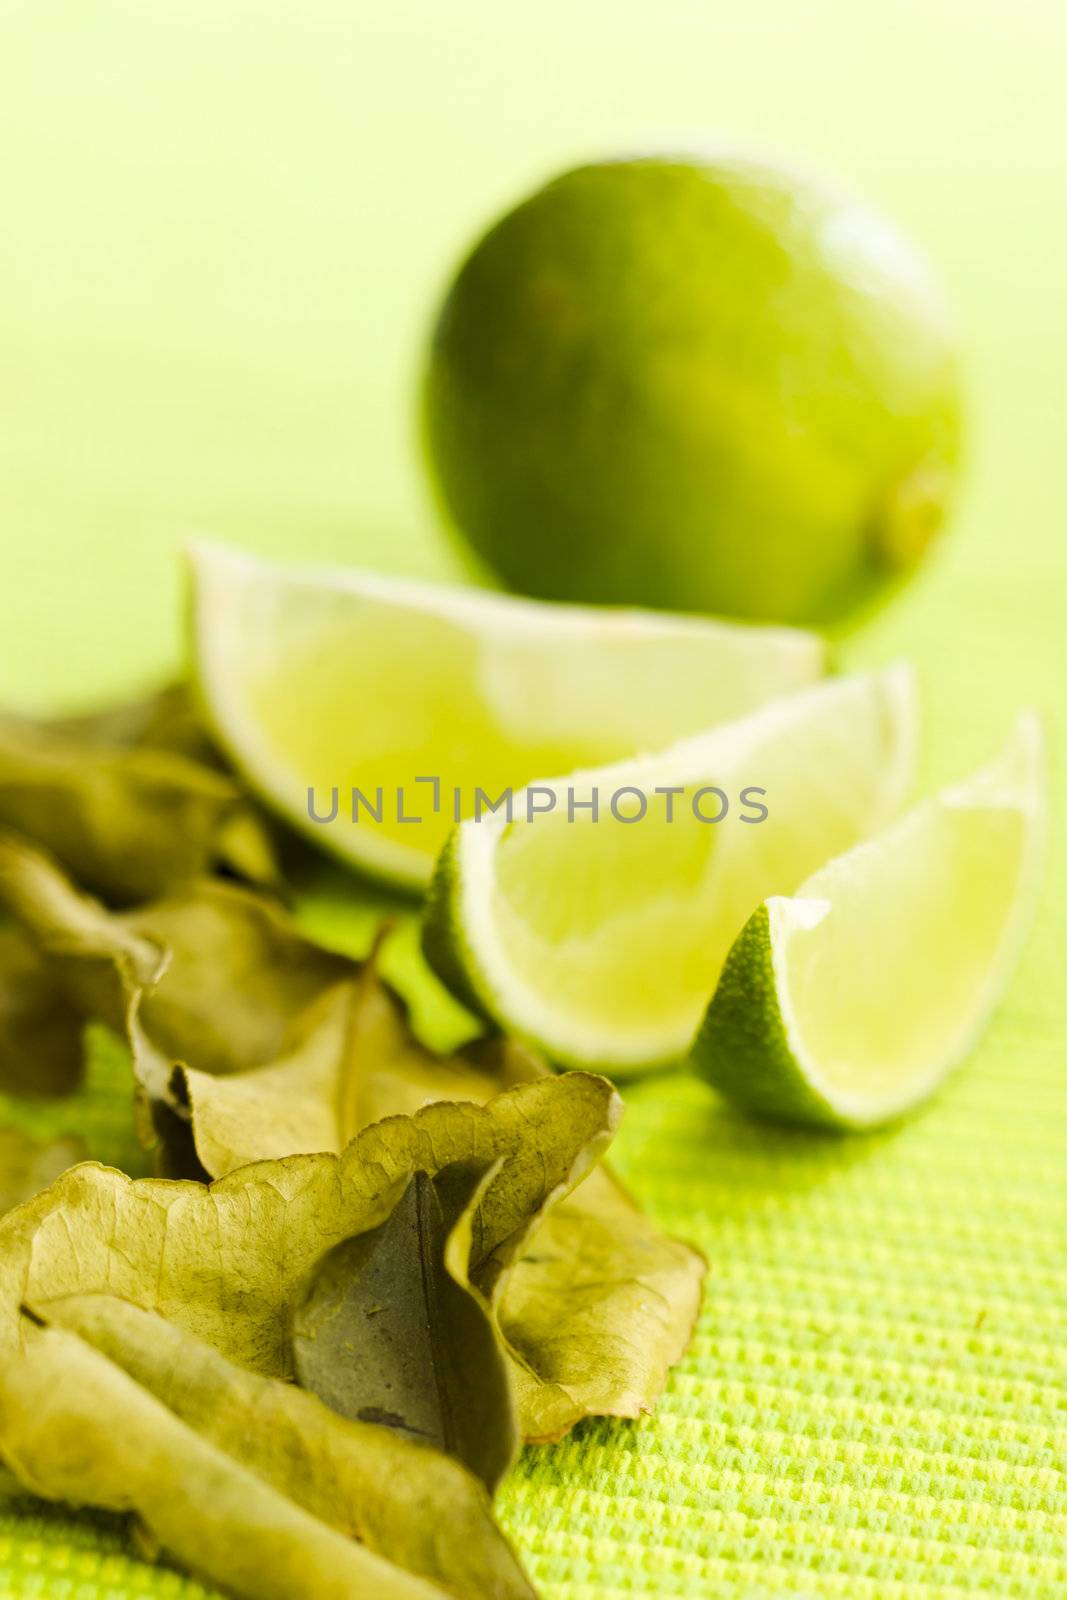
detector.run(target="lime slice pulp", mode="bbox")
[422,666,918,1074]
[189,542,825,889]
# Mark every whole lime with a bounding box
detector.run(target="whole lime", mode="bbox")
[423,152,963,626]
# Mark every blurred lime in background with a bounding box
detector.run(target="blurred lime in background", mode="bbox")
[424,153,962,625]
[0,0,1062,737]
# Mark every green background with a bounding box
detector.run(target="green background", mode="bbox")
[1,1,1065,1596]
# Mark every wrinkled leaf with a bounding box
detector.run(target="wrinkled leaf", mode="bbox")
[1,1317,448,1600]
[28,680,305,887]
[129,881,354,1168]
[498,1164,706,1442]
[0,1128,84,1215]
[164,985,352,1174]
[0,832,161,1095]
[293,1164,516,1491]
[0,830,164,1007]
[209,961,706,1443]
[285,965,706,1442]
[343,993,703,1439]
[165,957,703,1444]
[0,1078,613,1582]
[0,703,279,902]
[0,831,348,1108]
[175,949,535,1178]
[9,1294,534,1600]
[76,681,291,890]
[0,1072,619,1379]
[145,925,704,1444]
[0,836,704,1442]
[127,882,352,1074]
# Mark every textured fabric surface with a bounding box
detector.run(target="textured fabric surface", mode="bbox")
[2,3,1066,1596]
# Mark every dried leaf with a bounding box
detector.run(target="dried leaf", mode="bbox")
[250,963,705,1443]
[296,966,705,1442]
[337,962,542,1132]
[0,836,151,1095]
[0,831,163,1008]
[127,882,351,1075]
[0,1078,613,1593]
[0,831,348,1108]
[27,681,301,889]
[292,1165,516,1492]
[0,837,703,1443]
[127,884,357,1169]
[1,1317,449,1600]
[10,1293,534,1600]
[163,986,351,1174]
[183,961,705,1445]
[174,953,532,1178]
[0,1072,619,1381]
[129,928,704,1446]
[0,703,279,903]
[497,1164,705,1442]
[0,1128,84,1214]
[0,832,157,1095]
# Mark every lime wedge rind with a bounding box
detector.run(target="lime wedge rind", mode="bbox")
[692,714,1045,1129]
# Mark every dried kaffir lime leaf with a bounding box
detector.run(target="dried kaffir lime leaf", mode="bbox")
[0,836,705,1447]
[0,694,281,904]
[5,1295,534,1600]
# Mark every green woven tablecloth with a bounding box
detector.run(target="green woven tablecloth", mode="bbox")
[2,3,1065,1596]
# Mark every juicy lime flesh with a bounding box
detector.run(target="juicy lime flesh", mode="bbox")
[783,806,1027,1098]
[246,613,624,860]
[482,679,912,1049]
[192,544,829,888]
[241,601,815,865]
[493,794,717,1040]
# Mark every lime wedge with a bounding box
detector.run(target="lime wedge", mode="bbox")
[692,716,1044,1127]
[188,542,824,888]
[422,667,917,1073]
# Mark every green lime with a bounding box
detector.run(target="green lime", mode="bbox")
[692,717,1044,1128]
[424,152,963,626]
[188,540,824,890]
[422,666,917,1074]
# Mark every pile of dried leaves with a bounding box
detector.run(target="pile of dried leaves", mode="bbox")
[0,686,705,1600]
